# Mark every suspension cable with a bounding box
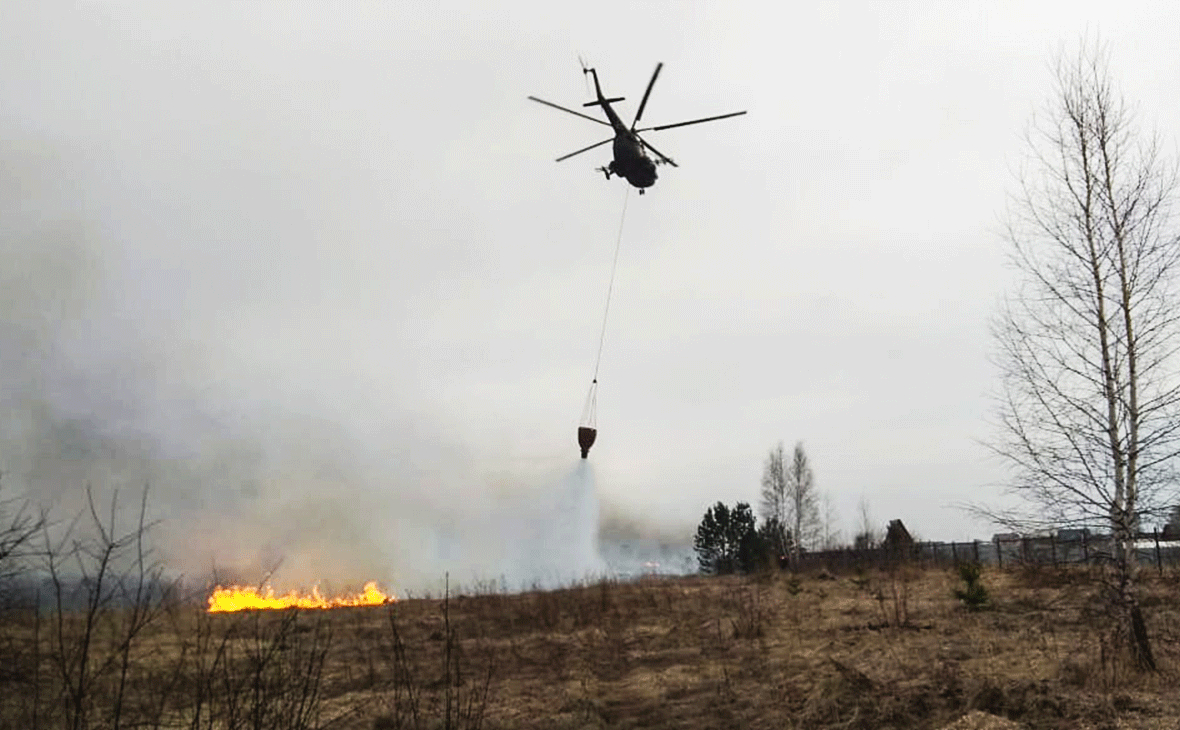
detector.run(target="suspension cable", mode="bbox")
[579,187,630,430]
[591,187,630,384]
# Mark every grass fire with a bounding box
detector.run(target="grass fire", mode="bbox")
[206,580,394,612]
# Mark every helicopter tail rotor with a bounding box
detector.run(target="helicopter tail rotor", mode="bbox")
[578,54,595,98]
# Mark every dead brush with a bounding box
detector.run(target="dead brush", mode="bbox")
[529,586,564,631]
[594,613,631,681]
[1012,560,1085,589]
[849,568,872,592]
[375,574,494,730]
[863,565,914,628]
[726,583,770,640]
[795,659,877,729]
[213,609,333,730]
[887,566,913,627]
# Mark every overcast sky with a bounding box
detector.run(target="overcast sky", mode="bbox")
[3,2,1179,591]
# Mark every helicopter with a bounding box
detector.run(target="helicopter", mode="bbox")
[528,62,747,194]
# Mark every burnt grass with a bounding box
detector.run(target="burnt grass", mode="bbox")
[3,564,1180,729]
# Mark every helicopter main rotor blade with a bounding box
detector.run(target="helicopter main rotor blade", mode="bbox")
[636,110,747,132]
[636,134,678,167]
[527,96,612,127]
[555,137,613,162]
[631,62,663,129]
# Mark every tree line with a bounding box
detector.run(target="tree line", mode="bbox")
[695,441,865,574]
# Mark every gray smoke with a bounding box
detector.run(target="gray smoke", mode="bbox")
[1,157,677,595]
[1,5,701,599]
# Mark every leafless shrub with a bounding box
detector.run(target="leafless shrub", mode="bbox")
[0,478,44,601]
[195,608,331,730]
[35,485,181,730]
[858,566,914,629]
[728,584,769,640]
[0,484,340,730]
[375,575,494,730]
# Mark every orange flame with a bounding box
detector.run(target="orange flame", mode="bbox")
[207,581,395,613]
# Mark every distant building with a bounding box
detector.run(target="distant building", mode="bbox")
[883,519,914,553]
[1056,528,1091,542]
[1163,505,1180,540]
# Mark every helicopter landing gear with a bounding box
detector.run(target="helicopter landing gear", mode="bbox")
[638,189,645,195]
[597,166,613,180]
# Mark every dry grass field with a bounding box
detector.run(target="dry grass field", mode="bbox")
[3,563,1179,729]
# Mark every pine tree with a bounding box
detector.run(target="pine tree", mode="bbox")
[694,501,762,574]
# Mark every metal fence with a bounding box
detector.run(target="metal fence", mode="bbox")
[794,530,1180,574]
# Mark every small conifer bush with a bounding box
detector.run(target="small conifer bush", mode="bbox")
[953,562,989,611]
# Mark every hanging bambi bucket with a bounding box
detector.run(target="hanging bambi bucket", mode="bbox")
[578,379,598,459]
[578,426,597,458]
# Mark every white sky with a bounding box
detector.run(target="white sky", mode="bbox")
[2,2,1179,589]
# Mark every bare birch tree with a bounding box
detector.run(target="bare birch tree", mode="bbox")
[761,441,820,559]
[786,442,820,558]
[989,40,1180,670]
[759,443,788,527]
[759,442,792,558]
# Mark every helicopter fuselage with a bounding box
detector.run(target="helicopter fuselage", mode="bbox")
[529,62,745,194]
[587,69,658,191]
[609,134,658,189]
